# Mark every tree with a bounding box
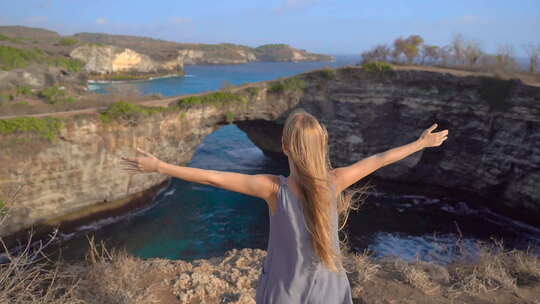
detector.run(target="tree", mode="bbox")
[361,44,391,63]
[392,37,406,63]
[402,35,424,64]
[438,45,453,66]
[421,45,440,65]
[523,43,540,73]
[451,34,466,65]
[464,40,483,67]
[495,44,518,72]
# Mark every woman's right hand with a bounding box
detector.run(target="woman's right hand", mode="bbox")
[120,147,162,174]
[418,123,449,148]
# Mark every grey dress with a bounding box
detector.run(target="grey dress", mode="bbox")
[256,175,353,304]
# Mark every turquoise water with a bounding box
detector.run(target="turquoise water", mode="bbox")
[58,57,540,264]
[89,56,358,96]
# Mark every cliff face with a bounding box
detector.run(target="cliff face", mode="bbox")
[0,88,294,238]
[254,44,333,62]
[240,69,540,225]
[178,48,257,65]
[1,67,539,239]
[178,44,332,64]
[70,45,184,75]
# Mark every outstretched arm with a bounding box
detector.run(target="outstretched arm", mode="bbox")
[332,123,448,193]
[119,148,278,202]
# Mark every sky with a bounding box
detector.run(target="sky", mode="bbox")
[0,0,539,56]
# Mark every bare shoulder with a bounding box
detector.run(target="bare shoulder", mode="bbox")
[255,174,280,214]
[255,174,280,195]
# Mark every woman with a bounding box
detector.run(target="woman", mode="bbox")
[120,109,448,303]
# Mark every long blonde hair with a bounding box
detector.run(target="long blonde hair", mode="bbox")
[281,109,366,273]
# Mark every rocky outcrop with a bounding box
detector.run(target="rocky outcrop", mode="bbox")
[178,48,257,65]
[0,65,87,91]
[240,69,540,226]
[51,246,540,304]
[70,45,184,75]
[254,44,333,62]
[1,66,539,240]
[177,44,332,64]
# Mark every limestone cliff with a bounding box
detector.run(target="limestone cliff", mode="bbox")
[70,44,184,76]
[1,66,539,241]
[178,44,332,64]
[178,47,257,65]
[254,44,333,62]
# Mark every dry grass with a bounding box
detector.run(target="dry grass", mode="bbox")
[394,259,442,295]
[0,228,82,304]
[66,236,161,304]
[345,250,381,284]
[447,240,526,297]
[1,212,539,304]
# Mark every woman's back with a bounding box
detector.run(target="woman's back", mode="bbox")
[255,175,353,304]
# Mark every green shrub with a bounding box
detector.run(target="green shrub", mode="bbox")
[268,77,306,94]
[85,42,105,47]
[319,68,337,80]
[245,86,261,97]
[16,86,32,96]
[64,96,77,103]
[0,199,6,216]
[0,45,84,72]
[226,111,235,123]
[52,57,85,72]
[0,45,44,70]
[58,38,78,46]
[255,44,290,51]
[0,117,64,140]
[362,61,394,77]
[177,92,248,108]
[39,86,65,104]
[16,101,30,105]
[100,101,165,123]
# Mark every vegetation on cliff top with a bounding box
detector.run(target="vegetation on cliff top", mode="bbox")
[0,45,84,71]
[362,61,394,77]
[57,37,78,46]
[0,34,24,44]
[99,101,166,123]
[177,91,248,108]
[268,76,307,93]
[0,116,64,140]
[360,33,540,78]
[38,85,77,104]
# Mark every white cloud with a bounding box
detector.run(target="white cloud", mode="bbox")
[95,18,107,25]
[170,17,192,24]
[274,0,318,13]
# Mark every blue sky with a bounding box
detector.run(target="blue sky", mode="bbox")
[1,0,538,56]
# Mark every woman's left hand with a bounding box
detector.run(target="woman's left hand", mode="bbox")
[120,147,161,174]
